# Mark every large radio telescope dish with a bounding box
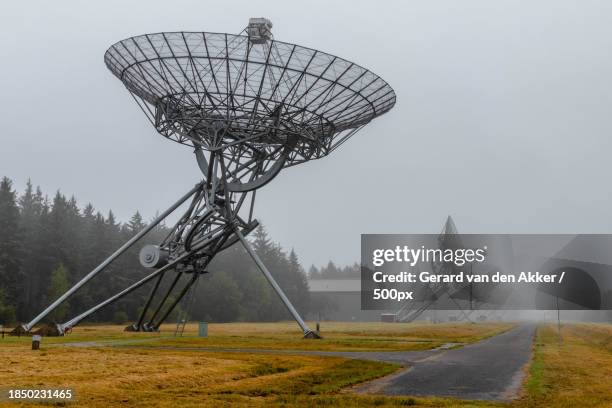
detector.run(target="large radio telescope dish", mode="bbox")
[104,27,395,190]
[21,20,396,338]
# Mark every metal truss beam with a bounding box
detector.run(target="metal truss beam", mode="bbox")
[23,183,203,332]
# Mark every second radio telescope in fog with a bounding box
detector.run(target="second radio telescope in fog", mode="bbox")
[22,18,396,338]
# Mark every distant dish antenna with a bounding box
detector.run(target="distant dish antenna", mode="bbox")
[20,18,396,338]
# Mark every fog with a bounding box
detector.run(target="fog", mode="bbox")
[2,0,612,268]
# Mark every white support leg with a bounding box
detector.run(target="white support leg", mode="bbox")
[234,226,319,338]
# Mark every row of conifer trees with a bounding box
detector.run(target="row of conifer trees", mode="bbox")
[0,176,312,326]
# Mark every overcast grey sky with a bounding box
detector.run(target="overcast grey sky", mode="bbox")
[2,0,612,268]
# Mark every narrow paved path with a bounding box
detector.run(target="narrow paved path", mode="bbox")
[356,323,536,400]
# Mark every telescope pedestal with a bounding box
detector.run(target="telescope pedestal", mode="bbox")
[21,181,318,339]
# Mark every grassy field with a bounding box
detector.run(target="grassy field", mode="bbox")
[516,323,612,408]
[0,322,610,407]
[1,321,514,351]
[141,321,515,351]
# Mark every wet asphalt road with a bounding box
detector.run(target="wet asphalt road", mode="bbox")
[358,323,536,400]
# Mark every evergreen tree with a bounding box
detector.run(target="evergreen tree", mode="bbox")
[18,180,43,316]
[0,177,22,321]
[204,245,273,321]
[107,210,117,226]
[252,225,272,254]
[0,288,16,324]
[71,203,98,313]
[247,226,311,320]
[321,261,339,278]
[198,272,242,322]
[45,191,72,268]
[47,263,70,321]
[30,194,52,316]
[83,211,113,320]
[308,265,319,278]
[127,211,146,234]
[287,249,310,314]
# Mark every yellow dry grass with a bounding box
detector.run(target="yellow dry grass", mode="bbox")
[514,323,612,408]
[0,339,395,407]
[2,321,514,352]
[145,321,514,351]
[0,322,609,407]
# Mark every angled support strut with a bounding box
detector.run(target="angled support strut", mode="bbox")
[22,183,203,332]
[234,226,319,338]
[59,255,186,331]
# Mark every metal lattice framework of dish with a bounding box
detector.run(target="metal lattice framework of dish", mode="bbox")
[104,28,395,191]
[20,19,396,338]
